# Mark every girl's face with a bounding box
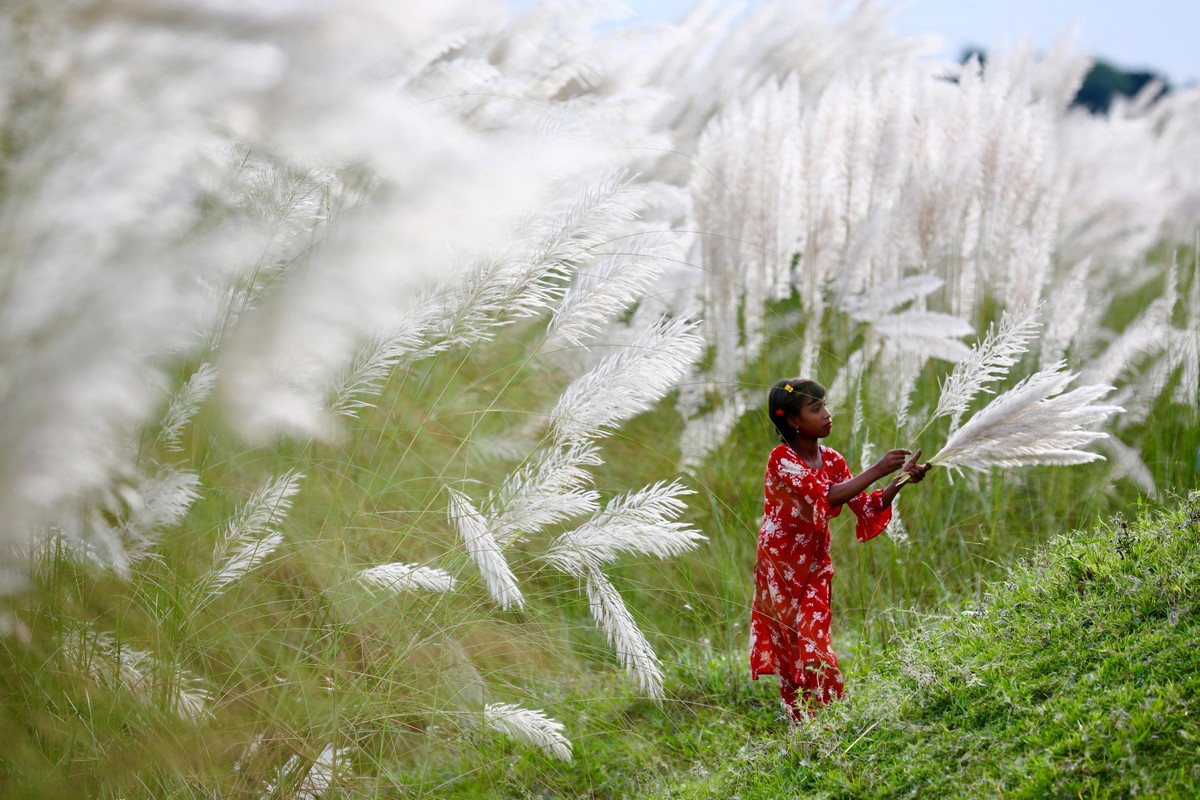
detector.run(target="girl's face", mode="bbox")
[786,398,833,440]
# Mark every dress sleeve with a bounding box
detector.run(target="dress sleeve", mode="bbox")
[828,451,891,542]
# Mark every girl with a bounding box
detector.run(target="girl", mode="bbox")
[750,378,928,721]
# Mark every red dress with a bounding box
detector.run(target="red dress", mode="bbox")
[750,443,891,714]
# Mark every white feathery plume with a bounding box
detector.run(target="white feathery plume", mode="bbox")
[1078,294,1173,388]
[870,310,973,363]
[924,364,1123,474]
[206,1,599,443]
[219,471,303,544]
[156,363,218,451]
[205,471,302,599]
[328,182,660,420]
[43,509,133,580]
[328,318,431,418]
[525,172,645,270]
[585,568,664,700]
[297,744,348,800]
[545,232,674,349]
[1109,351,1177,430]
[430,172,645,350]
[1100,437,1157,498]
[932,303,1043,429]
[122,468,202,561]
[827,343,879,415]
[447,488,523,610]
[357,563,456,594]
[65,629,210,720]
[208,532,284,601]
[265,755,304,799]
[1157,328,1197,410]
[48,468,199,572]
[1174,253,1199,407]
[483,702,573,762]
[1040,257,1092,368]
[878,344,929,432]
[170,671,212,721]
[798,315,824,382]
[543,480,705,575]
[234,732,265,776]
[550,315,703,443]
[405,57,501,99]
[136,469,202,531]
[485,441,602,547]
[840,275,945,321]
[428,249,568,351]
[866,436,911,546]
[849,368,867,440]
[678,391,747,470]
[888,495,911,547]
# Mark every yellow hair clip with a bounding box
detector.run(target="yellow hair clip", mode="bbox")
[784,384,793,392]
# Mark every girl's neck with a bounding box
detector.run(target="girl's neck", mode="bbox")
[787,436,821,465]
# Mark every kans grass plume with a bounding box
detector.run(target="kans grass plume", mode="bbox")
[920,363,1123,476]
[586,568,665,700]
[931,303,1044,431]
[356,563,457,595]
[447,488,524,611]
[65,628,210,720]
[550,315,703,444]
[543,480,705,575]
[484,702,573,762]
[202,470,302,600]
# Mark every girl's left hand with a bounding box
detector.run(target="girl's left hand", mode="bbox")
[901,449,931,484]
[875,448,912,476]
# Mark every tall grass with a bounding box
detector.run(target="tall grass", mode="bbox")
[1,1,1198,798]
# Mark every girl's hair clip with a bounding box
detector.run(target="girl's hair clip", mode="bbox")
[774,409,784,416]
[784,384,793,393]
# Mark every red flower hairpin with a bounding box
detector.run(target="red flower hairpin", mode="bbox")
[774,409,784,416]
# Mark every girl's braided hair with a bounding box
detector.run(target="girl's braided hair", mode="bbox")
[767,378,825,443]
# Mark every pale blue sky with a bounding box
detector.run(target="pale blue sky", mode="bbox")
[511,1,1199,85]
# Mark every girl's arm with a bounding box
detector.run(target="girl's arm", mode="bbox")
[828,449,925,508]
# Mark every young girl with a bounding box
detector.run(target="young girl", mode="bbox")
[750,378,928,720]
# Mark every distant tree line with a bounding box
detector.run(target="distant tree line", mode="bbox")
[962,47,1171,113]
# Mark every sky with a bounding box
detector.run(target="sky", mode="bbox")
[511,0,1199,86]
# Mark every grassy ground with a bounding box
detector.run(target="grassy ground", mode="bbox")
[647,490,1200,799]
[437,491,1200,799]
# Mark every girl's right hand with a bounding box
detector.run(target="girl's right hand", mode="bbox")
[875,449,912,476]
[902,449,930,484]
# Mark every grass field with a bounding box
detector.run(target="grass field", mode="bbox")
[3,285,1194,798]
[3,5,1199,797]
[422,492,1200,799]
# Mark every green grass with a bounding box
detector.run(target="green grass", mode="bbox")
[339,493,1200,799]
[1,268,1196,798]
[412,491,1200,798]
[640,491,1200,799]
